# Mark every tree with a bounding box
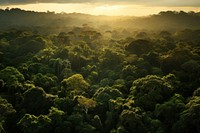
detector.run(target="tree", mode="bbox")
[92,87,123,122]
[125,39,152,56]
[55,47,69,59]
[49,58,71,79]
[76,122,96,133]
[0,97,16,132]
[49,58,63,78]
[61,74,90,97]
[0,79,5,89]
[57,32,71,46]
[76,96,96,114]
[0,66,24,93]
[135,32,148,39]
[172,96,200,133]
[54,97,74,115]
[67,113,96,133]
[143,116,164,133]
[31,73,58,92]
[47,107,71,133]
[142,51,161,67]
[35,48,55,62]
[121,65,137,79]
[94,86,123,103]
[161,46,195,73]
[159,31,172,38]
[0,121,5,133]
[21,87,55,115]
[91,115,103,133]
[0,96,16,119]
[99,49,124,69]
[130,74,176,111]
[112,79,128,94]
[17,114,52,133]
[118,109,146,133]
[193,87,200,97]
[28,63,48,75]
[19,39,46,55]
[154,94,185,132]
[181,60,200,82]
[0,66,24,85]
[68,51,91,71]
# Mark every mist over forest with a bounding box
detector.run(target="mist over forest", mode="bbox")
[0,8,200,133]
[1,8,200,32]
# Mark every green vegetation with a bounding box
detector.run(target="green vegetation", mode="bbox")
[0,8,200,133]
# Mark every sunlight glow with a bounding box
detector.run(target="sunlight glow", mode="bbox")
[94,5,123,14]
[0,3,200,16]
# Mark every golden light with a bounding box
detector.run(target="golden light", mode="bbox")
[93,5,123,15]
[0,3,199,16]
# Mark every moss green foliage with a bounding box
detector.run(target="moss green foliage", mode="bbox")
[0,66,24,87]
[21,87,56,115]
[17,114,52,133]
[130,74,175,111]
[119,109,146,133]
[61,74,90,97]
[0,96,16,132]
[154,94,185,132]
[172,96,200,133]
[0,9,200,133]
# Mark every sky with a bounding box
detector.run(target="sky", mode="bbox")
[0,0,200,16]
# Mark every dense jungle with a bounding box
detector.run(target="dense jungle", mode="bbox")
[0,8,200,133]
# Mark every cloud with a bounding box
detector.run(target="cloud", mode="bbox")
[1,0,200,7]
[109,0,200,7]
[0,0,94,5]
[142,0,200,7]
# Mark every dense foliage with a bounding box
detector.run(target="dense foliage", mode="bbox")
[0,9,200,133]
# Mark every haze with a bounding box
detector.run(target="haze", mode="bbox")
[0,0,200,16]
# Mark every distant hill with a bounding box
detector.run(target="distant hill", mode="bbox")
[0,8,200,31]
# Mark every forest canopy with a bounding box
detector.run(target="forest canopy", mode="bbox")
[0,8,200,133]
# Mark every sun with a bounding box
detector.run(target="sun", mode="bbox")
[92,5,126,16]
[95,5,122,12]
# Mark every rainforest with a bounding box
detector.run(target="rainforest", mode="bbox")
[0,8,200,133]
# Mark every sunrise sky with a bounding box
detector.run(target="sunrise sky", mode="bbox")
[0,0,200,16]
